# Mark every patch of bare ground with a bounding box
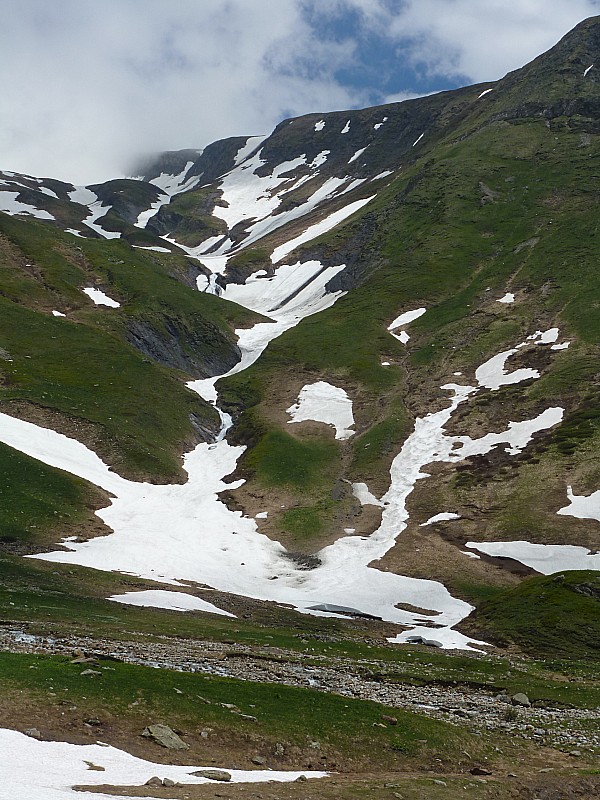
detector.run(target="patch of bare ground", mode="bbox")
[76,771,600,800]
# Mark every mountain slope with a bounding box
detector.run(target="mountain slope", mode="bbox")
[0,16,598,653]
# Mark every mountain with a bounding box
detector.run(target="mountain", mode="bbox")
[0,16,600,798]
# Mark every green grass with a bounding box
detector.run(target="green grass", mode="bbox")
[244,430,339,489]
[0,444,104,545]
[0,651,486,769]
[0,214,260,481]
[464,571,600,660]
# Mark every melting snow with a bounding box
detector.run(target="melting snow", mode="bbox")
[0,728,324,800]
[287,381,355,440]
[412,133,425,147]
[388,308,426,330]
[372,170,394,181]
[314,120,325,131]
[551,341,570,351]
[234,135,266,165]
[348,147,368,164]
[52,310,66,317]
[388,308,425,345]
[352,483,384,507]
[497,293,515,304]
[475,348,539,390]
[478,88,494,98]
[0,191,55,220]
[310,150,330,168]
[271,195,375,263]
[69,187,120,239]
[584,64,594,77]
[109,589,236,616]
[466,541,600,574]
[420,513,461,527]
[83,288,120,308]
[558,484,600,523]
[373,117,388,130]
[132,245,173,253]
[341,120,351,134]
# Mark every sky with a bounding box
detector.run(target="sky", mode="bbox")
[1,0,599,184]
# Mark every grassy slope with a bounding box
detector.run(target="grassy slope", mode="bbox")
[462,570,600,660]
[218,113,600,555]
[0,214,258,486]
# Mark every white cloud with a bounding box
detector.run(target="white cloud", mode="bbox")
[0,0,598,183]
[0,0,362,183]
[335,0,600,81]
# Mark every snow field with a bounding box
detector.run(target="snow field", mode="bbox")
[0,728,324,800]
[0,324,566,650]
[0,190,56,220]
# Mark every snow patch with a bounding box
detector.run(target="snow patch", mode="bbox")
[314,119,326,131]
[420,513,461,527]
[271,195,374,263]
[348,147,368,164]
[412,133,425,147]
[0,728,325,799]
[52,310,66,318]
[478,88,494,98]
[341,120,351,134]
[388,308,426,330]
[352,483,383,507]
[287,381,355,440]
[0,191,55,220]
[109,590,236,616]
[558,484,600,523]
[234,135,267,165]
[83,288,120,308]
[497,293,514,304]
[584,64,594,77]
[466,541,600,574]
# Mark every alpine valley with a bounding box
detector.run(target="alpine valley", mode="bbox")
[1,16,600,800]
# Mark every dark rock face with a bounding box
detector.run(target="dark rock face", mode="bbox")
[126,317,241,379]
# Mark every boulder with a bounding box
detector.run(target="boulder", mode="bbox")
[189,769,232,782]
[142,724,189,750]
[511,693,531,707]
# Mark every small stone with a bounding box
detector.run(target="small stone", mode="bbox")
[189,769,231,782]
[569,750,582,757]
[432,779,447,786]
[251,755,266,765]
[23,728,42,740]
[382,715,398,725]
[145,776,162,786]
[80,669,102,677]
[162,777,177,787]
[295,775,308,782]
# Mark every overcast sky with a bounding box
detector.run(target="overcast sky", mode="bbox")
[1,0,598,184]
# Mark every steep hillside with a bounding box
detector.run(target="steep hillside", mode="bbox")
[0,16,598,650]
